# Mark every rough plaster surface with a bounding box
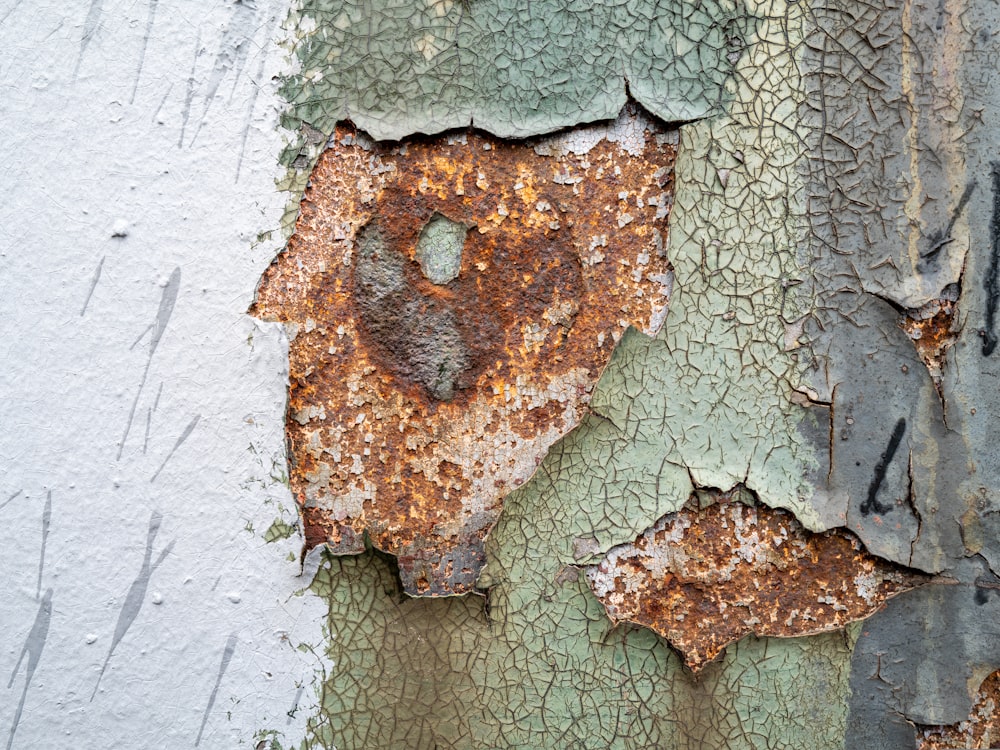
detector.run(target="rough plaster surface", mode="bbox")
[0,2,326,748]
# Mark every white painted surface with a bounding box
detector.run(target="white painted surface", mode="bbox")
[0,1,326,747]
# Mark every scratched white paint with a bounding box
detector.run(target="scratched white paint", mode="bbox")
[0,2,327,748]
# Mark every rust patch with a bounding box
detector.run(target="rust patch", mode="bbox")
[584,490,926,671]
[918,670,1000,749]
[253,105,676,595]
[899,292,961,383]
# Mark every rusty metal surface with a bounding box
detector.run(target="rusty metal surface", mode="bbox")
[918,670,1000,749]
[585,491,926,671]
[253,106,676,595]
[898,293,961,385]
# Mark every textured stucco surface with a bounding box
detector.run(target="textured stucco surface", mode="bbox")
[0,2,327,747]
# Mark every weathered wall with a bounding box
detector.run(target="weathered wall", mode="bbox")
[7,0,1000,748]
[272,0,1000,747]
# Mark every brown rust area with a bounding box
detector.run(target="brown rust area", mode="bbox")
[584,490,926,671]
[919,670,1000,749]
[252,106,676,595]
[899,296,960,383]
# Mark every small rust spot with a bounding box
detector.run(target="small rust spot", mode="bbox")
[898,293,961,384]
[918,670,1000,749]
[584,490,926,671]
[253,105,676,595]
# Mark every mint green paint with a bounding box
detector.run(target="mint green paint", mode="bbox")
[293,549,852,749]
[264,518,297,543]
[268,0,897,745]
[415,213,466,286]
[281,0,745,143]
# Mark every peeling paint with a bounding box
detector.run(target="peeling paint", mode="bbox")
[898,292,961,386]
[280,0,743,142]
[585,489,924,670]
[919,669,1000,749]
[303,546,855,750]
[267,0,1000,740]
[254,105,676,594]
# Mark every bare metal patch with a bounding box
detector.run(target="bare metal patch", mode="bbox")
[585,491,926,670]
[253,106,676,595]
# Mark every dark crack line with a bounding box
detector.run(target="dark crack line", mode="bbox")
[906,454,922,565]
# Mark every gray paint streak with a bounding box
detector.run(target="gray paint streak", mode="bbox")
[195,633,238,746]
[79,256,104,317]
[91,511,174,700]
[191,0,257,146]
[287,685,304,724]
[118,267,180,461]
[150,414,200,482]
[130,0,158,104]
[73,0,105,80]
[237,32,270,183]
[35,493,50,602]
[0,491,21,513]
[179,32,201,148]
[6,590,52,750]
[143,383,163,455]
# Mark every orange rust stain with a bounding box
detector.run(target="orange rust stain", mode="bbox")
[252,109,676,595]
[584,492,926,671]
[919,670,1000,749]
[898,297,960,382]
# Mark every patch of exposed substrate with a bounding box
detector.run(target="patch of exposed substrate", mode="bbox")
[354,221,474,402]
[584,488,927,670]
[253,104,679,595]
[917,670,1000,749]
[897,287,961,387]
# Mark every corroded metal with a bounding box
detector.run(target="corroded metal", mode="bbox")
[918,669,1000,749]
[898,293,960,385]
[253,106,676,595]
[585,491,926,671]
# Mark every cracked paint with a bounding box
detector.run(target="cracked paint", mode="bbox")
[585,489,924,671]
[302,547,855,749]
[918,669,1000,749]
[254,105,676,594]
[263,0,1000,739]
[280,0,743,143]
